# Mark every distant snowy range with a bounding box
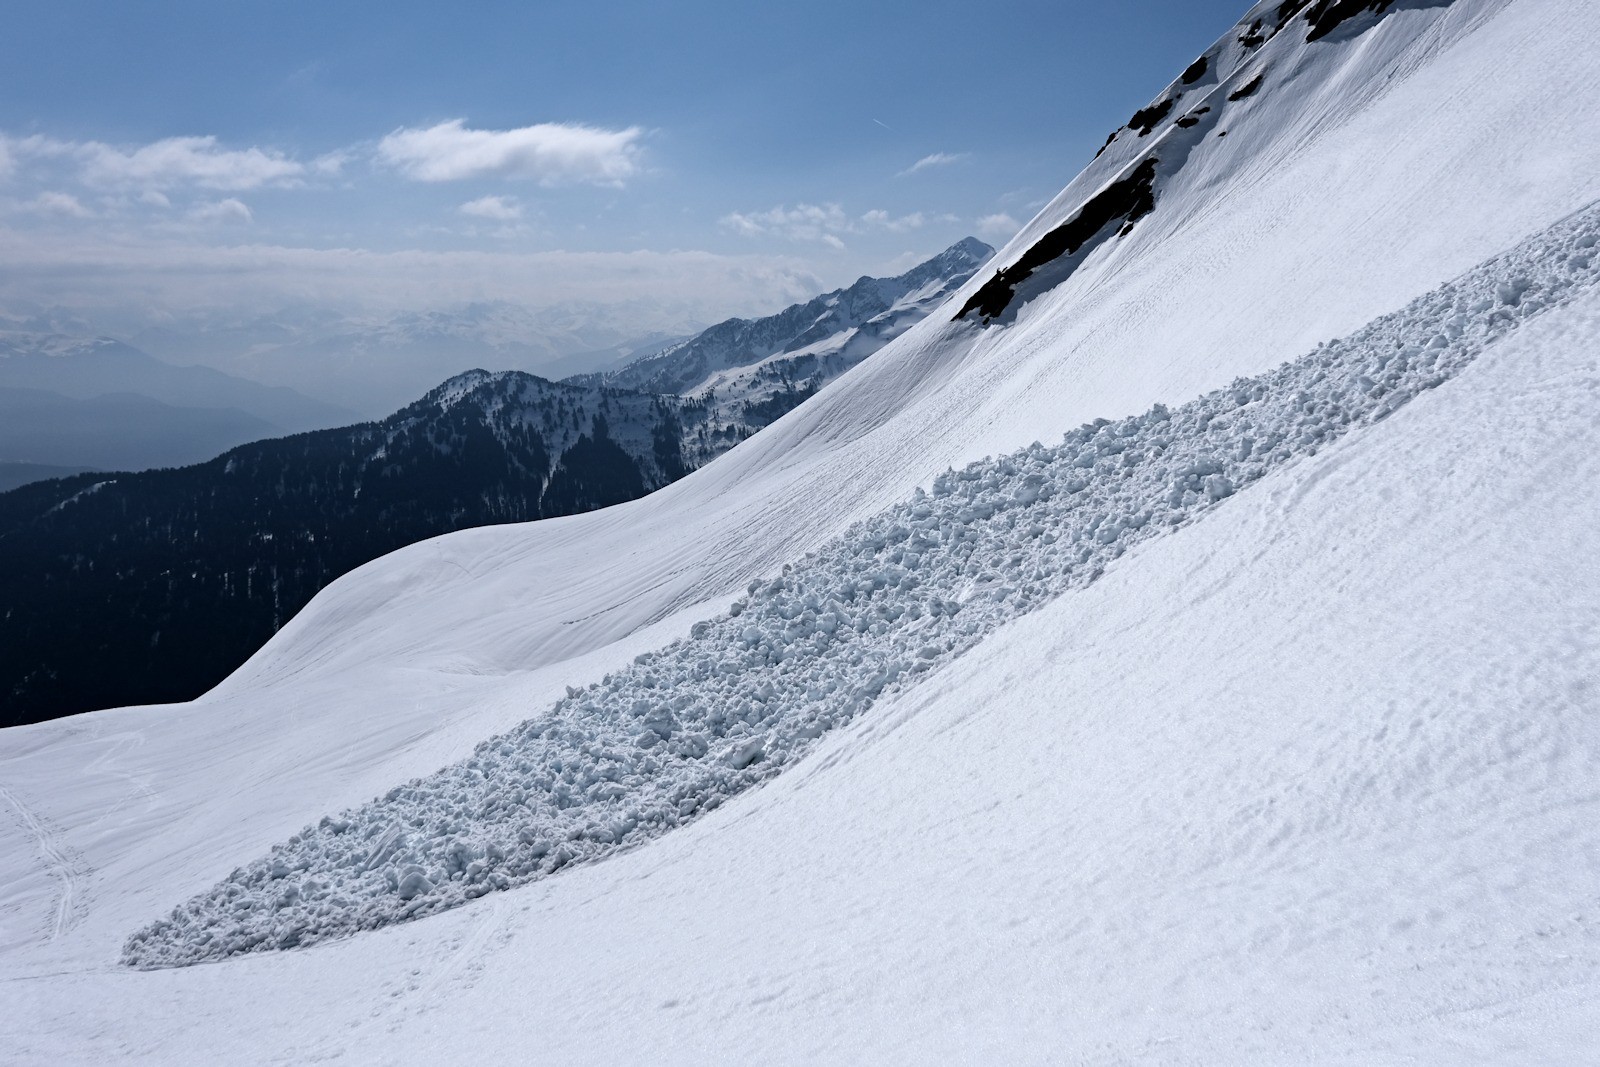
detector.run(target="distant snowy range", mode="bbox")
[0,238,990,722]
[5,1,1600,1064]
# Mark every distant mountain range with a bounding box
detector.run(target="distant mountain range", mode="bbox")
[0,239,989,723]
[574,237,993,461]
[597,237,993,398]
[128,303,711,416]
[0,334,352,429]
[0,461,97,495]
[0,334,354,474]
[0,387,282,471]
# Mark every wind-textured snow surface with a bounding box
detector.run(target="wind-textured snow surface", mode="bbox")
[123,201,1600,968]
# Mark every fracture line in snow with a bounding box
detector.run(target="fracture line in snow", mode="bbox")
[0,782,80,941]
[124,199,1600,968]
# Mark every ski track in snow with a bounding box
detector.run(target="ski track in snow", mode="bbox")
[124,201,1600,968]
[83,731,160,813]
[0,782,82,941]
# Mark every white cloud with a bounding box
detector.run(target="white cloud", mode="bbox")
[0,228,822,327]
[140,189,172,208]
[0,131,310,194]
[311,150,352,177]
[0,134,66,185]
[459,195,523,221]
[28,191,93,218]
[187,197,254,224]
[898,152,969,177]
[723,204,934,248]
[79,136,303,190]
[722,203,852,248]
[861,209,927,233]
[378,119,643,185]
[0,133,70,162]
[977,212,1020,239]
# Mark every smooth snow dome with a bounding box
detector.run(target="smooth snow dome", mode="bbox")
[6,0,1600,1062]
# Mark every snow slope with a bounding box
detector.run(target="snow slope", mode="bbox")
[213,0,1600,691]
[4,0,1600,1061]
[7,203,1600,1066]
[600,238,993,399]
[122,200,1600,966]
[593,237,993,466]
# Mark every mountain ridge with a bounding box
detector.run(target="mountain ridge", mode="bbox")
[0,240,990,722]
[590,237,993,398]
[0,333,353,434]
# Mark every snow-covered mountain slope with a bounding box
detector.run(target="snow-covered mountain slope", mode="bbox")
[590,238,993,461]
[601,238,992,397]
[122,201,1600,967]
[0,369,700,724]
[4,0,1600,1060]
[389,368,691,493]
[8,210,1600,1064]
[227,0,1599,692]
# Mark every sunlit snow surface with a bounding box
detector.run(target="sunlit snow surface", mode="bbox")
[7,0,1600,1060]
[124,203,1600,967]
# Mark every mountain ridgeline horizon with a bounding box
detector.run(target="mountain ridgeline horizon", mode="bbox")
[0,237,992,724]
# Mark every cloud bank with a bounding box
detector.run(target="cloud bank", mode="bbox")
[79,135,304,190]
[721,203,933,249]
[377,120,644,185]
[458,195,523,220]
[29,191,93,218]
[1,133,304,191]
[1,119,648,195]
[977,212,1019,239]
[0,227,822,324]
[187,198,254,224]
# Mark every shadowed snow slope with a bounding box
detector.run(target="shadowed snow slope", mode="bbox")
[4,0,1600,1061]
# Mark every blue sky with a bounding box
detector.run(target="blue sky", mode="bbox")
[0,0,1248,333]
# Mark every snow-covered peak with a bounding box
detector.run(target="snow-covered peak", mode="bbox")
[381,367,686,485]
[601,238,993,398]
[412,367,509,410]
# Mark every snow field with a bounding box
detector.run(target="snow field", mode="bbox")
[123,200,1600,967]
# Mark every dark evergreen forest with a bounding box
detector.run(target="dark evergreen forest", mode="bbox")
[0,371,699,726]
